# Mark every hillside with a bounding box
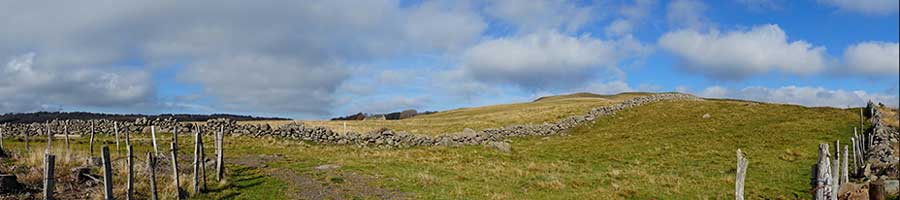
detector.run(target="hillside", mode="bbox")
[209,97,858,199]
[0,94,867,199]
[289,92,654,135]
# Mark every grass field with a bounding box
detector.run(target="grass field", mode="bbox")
[0,94,875,199]
[242,92,654,135]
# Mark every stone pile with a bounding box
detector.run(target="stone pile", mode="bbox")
[0,93,700,148]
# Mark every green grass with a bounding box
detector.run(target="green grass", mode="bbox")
[273,92,651,135]
[1,97,861,199]
[209,99,857,199]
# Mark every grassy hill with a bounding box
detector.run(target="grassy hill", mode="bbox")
[212,97,858,199]
[0,93,867,199]
[264,92,653,135]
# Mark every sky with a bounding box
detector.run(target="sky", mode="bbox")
[1,0,898,119]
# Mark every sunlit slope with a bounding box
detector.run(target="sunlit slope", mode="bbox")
[292,92,653,135]
[218,99,857,199]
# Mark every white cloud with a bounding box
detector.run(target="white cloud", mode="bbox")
[605,0,657,36]
[0,53,154,112]
[485,0,594,33]
[818,0,899,15]
[0,0,488,117]
[583,81,634,95]
[659,24,828,79]
[843,41,900,76]
[666,0,708,30]
[460,31,644,90]
[691,85,898,107]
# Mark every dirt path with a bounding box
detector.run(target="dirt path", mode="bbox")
[231,155,405,200]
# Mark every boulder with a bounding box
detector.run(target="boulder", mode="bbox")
[488,141,511,153]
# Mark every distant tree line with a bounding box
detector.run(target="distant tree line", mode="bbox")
[0,111,289,124]
[331,109,437,121]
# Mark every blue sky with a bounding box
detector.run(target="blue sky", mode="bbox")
[1,0,898,119]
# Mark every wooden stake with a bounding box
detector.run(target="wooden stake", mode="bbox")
[64,120,69,150]
[46,122,52,153]
[173,120,178,146]
[832,156,839,200]
[101,146,114,200]
[842,145,849,184]
[43,153,56,200]
[851,137,858,176]
[201,132,207,191]
[216,125,224,182]
[25,127,30,151]
[90,121,96,159]
[193,128,200,195]
[0,126,4,150]
[735,149,748,200]
[171,142,181,199]
[114,122,121,155]
[151,125,160,156]
[148,152,158,200]
[127,145,134,200]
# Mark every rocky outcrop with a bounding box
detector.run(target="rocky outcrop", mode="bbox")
[0,93,700,148]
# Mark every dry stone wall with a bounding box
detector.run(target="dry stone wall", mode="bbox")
[0,93,700,148]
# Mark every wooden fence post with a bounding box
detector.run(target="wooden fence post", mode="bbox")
[216,125,224,182]
[200,131,207,191]
[173,120,178,146]
[114,122,121,155]
[148,152,158,200]
[151,125,160,156]
[101,146,114,200]
[832,154,839,200]
[25,128,31,151]
[90,121,96,159]
[44,153,56,200]
[171,141,182,199]
[64,120,69,150]
[842,145,849,184]
[193,128,200,195]
[127,145,134,200]
[735,149,748,200]
[46,122,52,153]
[851,137,858,175]
[814,144,831,200]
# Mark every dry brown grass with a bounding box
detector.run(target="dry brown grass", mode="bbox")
[877,107,898,128]
[238,93,647,135]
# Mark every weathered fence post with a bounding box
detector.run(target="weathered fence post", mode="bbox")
[64,120,70,150]
[90,121,96,159]
[0,126,4,150]
[127,145,134,200]
[114,122,121,155]
[814,144,831,200]
[46,122,52,153]
[735,149,748,200]
[171,141,182,199]
[842,145,849,184]
[851,137,858,175]
[101,146,114,200]
[193,127,200,195]
[148,152,158,200]
[26,128,31,151]
[216,125,224,182]
[832,152,839,200]
[44,153,56,200]
[200,131,207,191]
[125,127,131,150]
[151,125,160,156]
[173,120,178,145]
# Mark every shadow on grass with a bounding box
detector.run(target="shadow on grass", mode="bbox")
[196,164,286,200]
